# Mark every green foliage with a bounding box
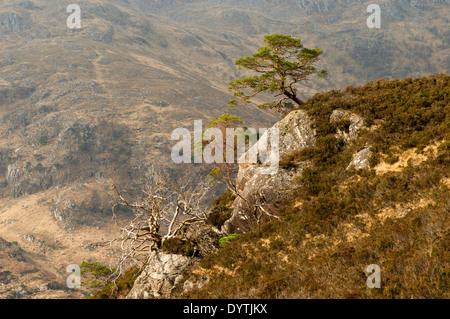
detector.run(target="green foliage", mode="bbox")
[86,278,102,288]
[228,34,327,113]
[201,113,247,186]
[38,135,49,145]
[194,114,243,162]
[206,113,243,129]
[90,267,142,299]
[33,154,44,161]
[80,261,116,278]
[219,233,240,248]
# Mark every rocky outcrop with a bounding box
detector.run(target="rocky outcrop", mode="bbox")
[0,12,24,34]
[347,146,372,170]
[127,251,198,299]
[50,195,77,232]
[330,109,365,142]
[222,110,317,234]
[329,109,371,170]
[222,108,372,234]
[126,223,220,299]
[176,223,222,258]
[6,163,23,198]
[21,234,35,243]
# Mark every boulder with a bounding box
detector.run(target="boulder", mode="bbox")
[127,251,198,299]
[347,146,372,170]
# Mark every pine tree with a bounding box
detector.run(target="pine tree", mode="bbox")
[228,34,327,113]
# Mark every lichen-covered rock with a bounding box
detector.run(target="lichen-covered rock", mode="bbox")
[182,275,209,295]
[330,109,365,142]
[347,146,372,170]
[127,251,198,299]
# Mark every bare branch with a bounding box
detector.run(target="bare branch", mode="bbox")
[108,166,212,280]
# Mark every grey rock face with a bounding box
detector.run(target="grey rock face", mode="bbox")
[50,196,76,232]
[347,146,372,170]
[22,234,35,243]
[330,109,365,142]
[182,275,209,295]
[127,251,198,299]
[222,108,373,234]
[0,12,23,34]
[6,163,23,198]
[223,110,316,234]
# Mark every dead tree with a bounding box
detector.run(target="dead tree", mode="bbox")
[109,166,212,278]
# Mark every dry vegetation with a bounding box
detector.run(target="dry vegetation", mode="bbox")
[0,0,449,298]
[181,75,449,299]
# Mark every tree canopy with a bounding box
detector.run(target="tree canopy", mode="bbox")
[228,34,327,113]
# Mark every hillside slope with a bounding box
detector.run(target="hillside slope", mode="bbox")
[177,74,449,299]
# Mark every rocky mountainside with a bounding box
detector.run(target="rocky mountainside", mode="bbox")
[0,0,449,298]
[120,75,449,299]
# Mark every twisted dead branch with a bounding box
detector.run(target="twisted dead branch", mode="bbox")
[109,166,212,279]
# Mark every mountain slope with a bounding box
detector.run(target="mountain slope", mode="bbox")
[179,74,449,299]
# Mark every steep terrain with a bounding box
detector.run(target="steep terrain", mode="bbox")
[0,0,449,298]
[177,75,449,299]
[91,75,449,300]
